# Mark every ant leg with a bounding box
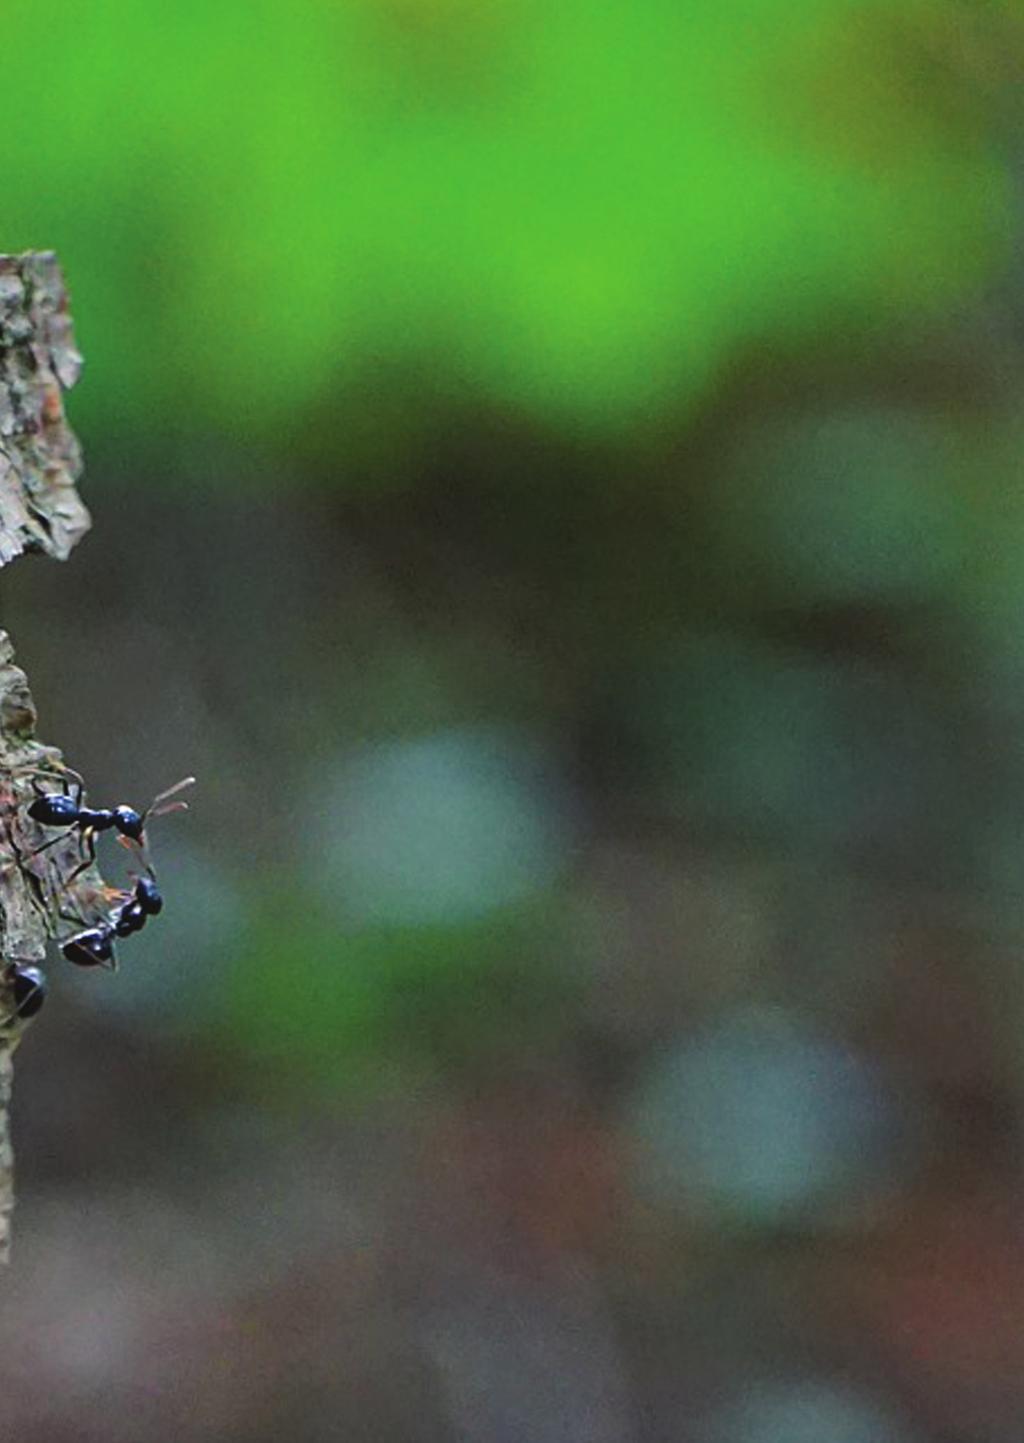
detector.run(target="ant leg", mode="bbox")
[55,900,97,933]
[44,761,85,793]
[62,828,98,886]
[24,767,83,806]
[26,831,71,861]
[0,998,38,1029]
[0,965,46,1026]
[117,832,157,879]
[54,877,129,936]
[60,773,83,807]
[23,866,51,915]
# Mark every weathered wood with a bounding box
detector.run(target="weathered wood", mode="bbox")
[0,632,78,1264]
[0,252,91,1260]
[0,251,88,566]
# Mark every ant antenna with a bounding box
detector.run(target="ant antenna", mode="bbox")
[145,775,196,823]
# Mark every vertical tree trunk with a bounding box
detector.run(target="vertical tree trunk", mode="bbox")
[0,252,92,1261]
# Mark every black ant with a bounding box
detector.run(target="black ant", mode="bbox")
[26,775,194,878]
[62,874,164,969]
[1,962,47,1025]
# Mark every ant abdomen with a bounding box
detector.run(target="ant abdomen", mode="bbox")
[6,964,46,1021]
[27,793,78,826]
[62,926,116,968]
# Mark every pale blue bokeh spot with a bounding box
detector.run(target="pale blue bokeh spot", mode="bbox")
[702,1378,916,1443]
[630,1006,907,1224]
[313,726,572,925]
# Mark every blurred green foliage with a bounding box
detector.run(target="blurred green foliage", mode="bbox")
[212,891,579,1097]
[0,0,1013,456]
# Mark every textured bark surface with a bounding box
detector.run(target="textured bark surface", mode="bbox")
[0,252,90,1261]
[0,642,80,1265]
[0,252,88,566]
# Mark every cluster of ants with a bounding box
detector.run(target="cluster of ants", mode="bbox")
[1,769,194,1028]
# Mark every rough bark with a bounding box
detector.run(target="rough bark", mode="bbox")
[0,252,91,1261]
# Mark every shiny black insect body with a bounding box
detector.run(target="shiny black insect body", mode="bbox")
[62,924,116,969]
[113,903,146,937]
[62,874,165,968]
[28,792,145,841]
[27,775,194,879]
[134,875,163,915]
[2,963,47,1023]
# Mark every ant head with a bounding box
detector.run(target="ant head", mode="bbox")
[135,875,163,915]
[112,805,144,840]
[117,777,196,847]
